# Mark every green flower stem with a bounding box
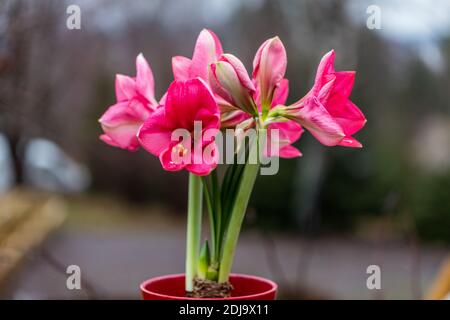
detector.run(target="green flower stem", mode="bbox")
[218,143,260,283]
[185,173,203,292]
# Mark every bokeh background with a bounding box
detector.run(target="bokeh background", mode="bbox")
[0,0,449,299]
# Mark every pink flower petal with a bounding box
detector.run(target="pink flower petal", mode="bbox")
[208,29,223,56]
[186,141,219,175]
[165,78,219,130]
[115,74,136,102]
[252,37,287,107]
[137,107,173,157]
[276,121,304,146]
[293,97,345,146]
[252,39,270,76]
[99,102,147,151]
[99,134,120,148]
[99,102,134,126]
[271,78,289,107]
[326,97,366,136]
[334,71,355,99]
[210,60,255,113]
[279,145,302,158]
[190,29,223,81]
[172,56,192,81]
[313,50,336,95]
[100,123,141,151]
[221,54,255,92]
[338,136,363,148]
[136,53,157,105]
[221,110,251,128]
[159,144,188,172]
[266,121,303,158]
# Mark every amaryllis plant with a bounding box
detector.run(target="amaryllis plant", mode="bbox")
[99,29,366,297]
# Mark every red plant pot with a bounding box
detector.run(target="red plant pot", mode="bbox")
[140,273,277,300]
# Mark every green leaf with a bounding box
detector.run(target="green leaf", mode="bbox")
[218,139,260,283]
[202,175,216,261]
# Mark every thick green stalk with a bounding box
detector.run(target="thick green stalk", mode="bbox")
[218,142,260,283]
[185,173,203,292]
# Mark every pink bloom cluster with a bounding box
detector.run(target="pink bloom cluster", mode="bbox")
[99,29,366,176]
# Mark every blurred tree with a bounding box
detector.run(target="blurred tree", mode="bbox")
[0,0,100,186]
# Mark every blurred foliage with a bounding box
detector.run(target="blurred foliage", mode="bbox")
[409,171,450,243]
[252,158,298,229]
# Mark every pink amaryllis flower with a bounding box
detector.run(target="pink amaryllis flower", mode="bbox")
[253,37,303,158]
[282,50,366,147]
[137,78,220,176]
[253,38,303,158]
[99,53,159,151]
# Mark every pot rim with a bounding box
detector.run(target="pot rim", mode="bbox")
[140,273,277,300]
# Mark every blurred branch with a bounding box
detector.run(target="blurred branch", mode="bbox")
[295,238,313,287]
[409,232,422,299]
[259,229,288,286]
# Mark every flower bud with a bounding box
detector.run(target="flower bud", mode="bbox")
[210,54,257,115]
